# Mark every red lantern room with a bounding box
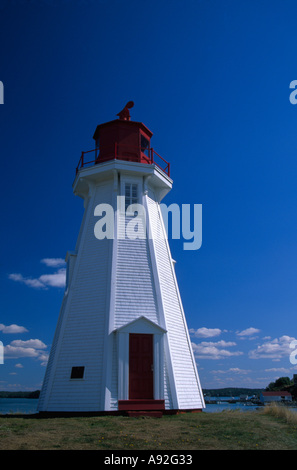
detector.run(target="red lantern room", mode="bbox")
[93,101,153,165]
[76,102,170,177]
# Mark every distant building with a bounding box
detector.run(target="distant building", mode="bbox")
[260,391,292,404]
[240,395,249,402]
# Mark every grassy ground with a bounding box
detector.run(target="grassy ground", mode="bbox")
[0,406,297,450]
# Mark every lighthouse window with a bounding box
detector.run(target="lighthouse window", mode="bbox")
[141,135,149,156]
[70,366,85,379]
[125,183,138,211]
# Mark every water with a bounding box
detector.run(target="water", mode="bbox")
[0,397,257,415]
[0,398,39,415]
[204,400,260,413]
[203,396,260,413]
[0,397,259,415]
[0,397,294,415]
[204,396,297,413]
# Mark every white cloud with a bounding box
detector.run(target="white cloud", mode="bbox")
[38,268,66,287]
[211,368,251,375]
[41,258,65,268]
[211,340,237,347]
[236,327,260,337]
[38,353,49,366]
[4,338,48,362]
[192,340,243,360]
[8,274,45,289]
[10,339,47,349]
[189,327,223,338]
[4,345,41,359]
[0,324,28,334]
[264,367,291,374]
[249,335,296,360]
[9,259,66,289]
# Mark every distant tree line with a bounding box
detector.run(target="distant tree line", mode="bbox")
[266,377,293,391]
[266,376,297,399]
[0,390,40,399]
[203,387,264,397]
[204,376,297,399]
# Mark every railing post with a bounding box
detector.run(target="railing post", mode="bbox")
[81,152,84,169]
[168,162,170,177]
[115,142,117,160]
[151,148,154,164]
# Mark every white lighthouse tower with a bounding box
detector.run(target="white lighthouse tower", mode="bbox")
[38,103,205,415]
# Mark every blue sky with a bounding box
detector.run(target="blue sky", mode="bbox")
[1,0,297,391]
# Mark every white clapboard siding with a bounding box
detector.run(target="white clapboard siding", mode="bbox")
[146,192,204,409]
[108,208,173,409]
[114,212,159,328]
[38,183,112,411]
[38,158,204,413]
[37,296,67,410]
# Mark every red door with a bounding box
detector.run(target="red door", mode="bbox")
[129,334,154,399]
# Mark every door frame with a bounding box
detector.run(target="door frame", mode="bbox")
[115,316,166,402]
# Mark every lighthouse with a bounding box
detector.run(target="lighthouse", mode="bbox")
[38,103,205,415]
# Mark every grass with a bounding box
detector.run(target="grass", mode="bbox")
[262,402,297,423]
[0,407,297,450]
